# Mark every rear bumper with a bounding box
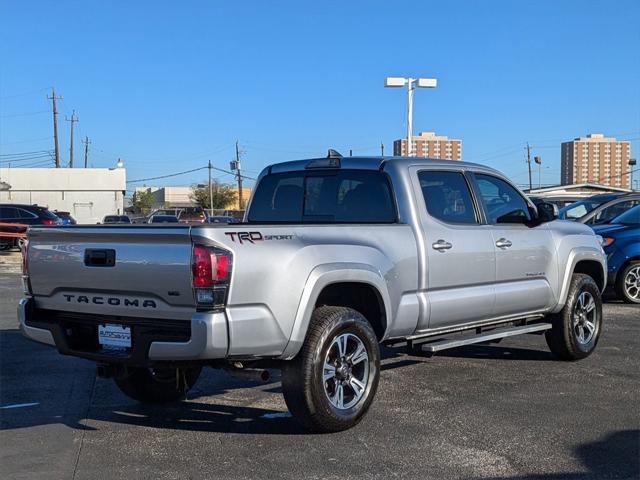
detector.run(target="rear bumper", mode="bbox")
[18,298,228,364]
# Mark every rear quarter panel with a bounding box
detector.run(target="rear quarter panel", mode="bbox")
[192,224,418,357]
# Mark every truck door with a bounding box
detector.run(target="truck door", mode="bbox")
[472,173,555,316]
[411,168,496,331]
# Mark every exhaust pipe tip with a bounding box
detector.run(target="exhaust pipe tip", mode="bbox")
[225,366,271,383]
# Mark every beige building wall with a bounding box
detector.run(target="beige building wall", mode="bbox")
[561,133,631,188]
[393,132,461,160]
[0,167,126,224]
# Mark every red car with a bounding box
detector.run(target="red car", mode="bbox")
[177,207,207,224]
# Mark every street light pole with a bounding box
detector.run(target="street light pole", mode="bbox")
[385,76,437,157]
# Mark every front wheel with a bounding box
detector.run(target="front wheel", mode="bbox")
[545,273,603,360]
[282,306,380,432]
[615,261,640,304]
[114,366,201,403]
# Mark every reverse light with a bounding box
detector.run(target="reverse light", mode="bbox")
[191,244,232,309]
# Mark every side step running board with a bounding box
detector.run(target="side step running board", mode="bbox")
[418,323,552,354]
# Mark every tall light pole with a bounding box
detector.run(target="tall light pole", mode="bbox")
[629,158,637,191]
[385,76,437,156]
[534,156,542,188]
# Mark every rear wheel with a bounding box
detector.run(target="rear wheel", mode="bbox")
[114,366,201,403]
[615,261,640,304]
[545,274,602,360]
[282,306,380,432]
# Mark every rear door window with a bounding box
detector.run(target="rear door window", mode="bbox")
[418,171,478,224]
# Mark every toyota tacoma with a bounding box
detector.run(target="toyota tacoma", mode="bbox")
[19,152,607,432]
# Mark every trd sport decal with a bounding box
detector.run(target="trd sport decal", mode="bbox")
[224,232,294,244]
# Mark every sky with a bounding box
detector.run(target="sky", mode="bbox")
[1,0,639,195]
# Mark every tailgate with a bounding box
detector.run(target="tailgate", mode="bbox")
[27,226,195,320]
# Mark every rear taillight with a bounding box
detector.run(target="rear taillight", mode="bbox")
[21,240,31,294]
[192,244,232,309]
[41,218,57,225]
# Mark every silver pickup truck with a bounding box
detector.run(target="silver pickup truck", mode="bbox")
[19,153,607,432]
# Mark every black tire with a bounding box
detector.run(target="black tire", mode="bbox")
[114,366,201,403]
[545,273,603,361]
[282,306,380,433]
[615,261,640,304]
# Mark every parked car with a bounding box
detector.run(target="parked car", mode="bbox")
[578,193,640,225]
[54,211,77,225]
[20,154,606,432]
[592,205,640,304]
[558,193,636,223]
[102,215,132,224]
[529,195,583,209]
[148,214,179,223]
[178,207,207,224]
[1,204,61,249]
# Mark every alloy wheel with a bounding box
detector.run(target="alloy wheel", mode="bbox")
[623,265,640,301]
[572,291,597,345]
[323,333,370,410]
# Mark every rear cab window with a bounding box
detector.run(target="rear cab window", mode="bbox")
[247,169,397,223]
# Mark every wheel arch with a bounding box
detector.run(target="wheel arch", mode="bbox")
[552,248,607,313]
[281,263,392,359]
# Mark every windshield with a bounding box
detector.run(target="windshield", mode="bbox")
[248,169,396,223]
[610,205,640,225]
[559,198,610,220]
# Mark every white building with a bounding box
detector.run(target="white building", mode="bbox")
[0,167,126,224]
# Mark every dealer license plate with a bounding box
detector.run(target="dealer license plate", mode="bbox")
[98,324,131,349]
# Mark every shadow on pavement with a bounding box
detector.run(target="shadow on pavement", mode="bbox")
[476,429,639,480]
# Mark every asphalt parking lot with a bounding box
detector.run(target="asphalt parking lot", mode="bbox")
[1,253,638,480]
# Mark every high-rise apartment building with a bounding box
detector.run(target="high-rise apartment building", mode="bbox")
[393,131,461,160]
[561,133,631,188]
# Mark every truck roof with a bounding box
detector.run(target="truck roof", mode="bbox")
[266,155,503,177]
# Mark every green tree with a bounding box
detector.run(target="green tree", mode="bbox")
[190,181,238,210]
[131,189,155,214]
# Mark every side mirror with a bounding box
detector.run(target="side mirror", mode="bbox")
[536,202,558,223]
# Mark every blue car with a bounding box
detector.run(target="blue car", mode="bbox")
[593,205,640,304]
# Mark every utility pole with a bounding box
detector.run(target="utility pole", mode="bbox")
[235,141,244,210]
[82,136,91,168]
[47,88,62,168]
[381,142,384,156]
[65,110,78,167]
[526,142,533,191]
[208,160,214,214]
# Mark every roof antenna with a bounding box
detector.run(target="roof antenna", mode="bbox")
[327,149,343,159]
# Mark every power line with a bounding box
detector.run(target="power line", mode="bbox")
[0,137,51,146]
[0,110,50,118]
[0,150,52,157]
[126,164,256,184]
[126,166,208,183]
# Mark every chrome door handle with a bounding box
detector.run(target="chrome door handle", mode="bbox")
[495,238,512,248]
[432,239,452,251]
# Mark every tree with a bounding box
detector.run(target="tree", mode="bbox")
[131,189,155,214]
[190,180,237,210]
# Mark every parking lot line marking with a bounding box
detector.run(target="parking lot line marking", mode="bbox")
[0,402,39,410]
